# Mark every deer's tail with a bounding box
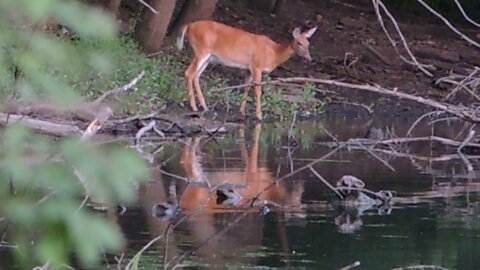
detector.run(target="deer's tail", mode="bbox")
[176,25,189,50]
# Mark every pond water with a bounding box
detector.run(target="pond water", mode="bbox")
[2,113,478,270]
[117,114,480,270]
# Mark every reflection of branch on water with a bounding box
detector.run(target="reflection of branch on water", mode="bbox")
[392,265,450,270]
[338,261,361,270]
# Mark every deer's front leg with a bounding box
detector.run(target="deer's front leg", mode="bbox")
[240,73,252,116]
[252,69,263,120]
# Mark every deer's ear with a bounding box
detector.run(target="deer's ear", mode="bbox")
[292,27,301,39]
[304,26,317,38]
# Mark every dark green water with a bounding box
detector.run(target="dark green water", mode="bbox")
[2,115,478,269]
[117,116,480,270]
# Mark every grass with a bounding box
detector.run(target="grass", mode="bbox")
[43,35,323,120]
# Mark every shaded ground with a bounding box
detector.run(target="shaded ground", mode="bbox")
[14,0,480,137]
[182,0,479,118]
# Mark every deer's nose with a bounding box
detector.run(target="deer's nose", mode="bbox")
[304,53,312,62]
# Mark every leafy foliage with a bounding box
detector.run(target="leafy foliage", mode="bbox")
[0,0,148,268]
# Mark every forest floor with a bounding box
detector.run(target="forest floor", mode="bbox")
[11,0,480,138]
[187,0,480,120]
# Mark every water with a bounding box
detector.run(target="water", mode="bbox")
[1,114,478,269]
[117,115,480,270]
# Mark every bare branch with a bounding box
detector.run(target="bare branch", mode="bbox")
[454,0,480,28]
[91,70,145,106]
[372,0,434,77]
[417,0,480,48]
[138,0,158,14]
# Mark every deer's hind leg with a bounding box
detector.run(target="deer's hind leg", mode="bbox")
[193,54,210,111]
[184,59,199,111]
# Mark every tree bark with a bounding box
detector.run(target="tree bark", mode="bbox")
[108,0,121,19]
[135,0,177,54]
[272,0,286,15]
[169,0,218,36]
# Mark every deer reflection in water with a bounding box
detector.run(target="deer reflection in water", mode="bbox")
[137,124,306,267]
[178,123,299,212]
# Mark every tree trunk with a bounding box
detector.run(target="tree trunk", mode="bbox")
[169,0,218,36]
[272,0,286,16]
[135,0,177,54]
[108,0,121,19]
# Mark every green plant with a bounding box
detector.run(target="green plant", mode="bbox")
[0,0,148,268]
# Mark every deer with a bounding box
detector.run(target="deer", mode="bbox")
[177,20,317,120]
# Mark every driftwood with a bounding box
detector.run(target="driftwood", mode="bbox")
[272,77,480,123]
[0,113,81,136]
[0,71,144,137]
[81,107,113,140]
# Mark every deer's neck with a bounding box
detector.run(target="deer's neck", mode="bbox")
[273,41,294,68]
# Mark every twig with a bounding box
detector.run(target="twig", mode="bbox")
[350,136,480,148]
[0,113,81,136]
[458,130,476,153]
[109,111,160,124]
[355,141,395,171]
[210,76,480,123]
[138,0,158,14]
[391,265,450,270]
[417,0,480,49]
[287,111,297,143]
[308,166,344,199]
[135,120,157,145]
[81,106,113,140]
[250,143,346,206]
[372,0,434,77]
[91,70,145,106]
[339,261,361,270]
[363,41,392,65]
[407,111,444,136]
[454,0,480,28]
[328,101,373,114]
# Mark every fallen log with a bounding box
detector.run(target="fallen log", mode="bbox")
[0,113,81,136]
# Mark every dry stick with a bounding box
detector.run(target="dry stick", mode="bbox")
[351,136,480,148]
[391,265,450,270]
[280,77,480,122]
[454,0,480,27]
[329,101,373,114]
[374,148,480,162]
[168,211,250,269]
[109,111,161,124]
[287,112,297,173]
[0,113,81,136]
[338,261,361,270]
[91,70,145,106]
[335,187,391,200]
[417,0,480,49]
[127,177,233,269]
[169,146,347,268]
[372,0,434,77]
[135,120,157,145]
[309,166,344,199]
[363,41,392,65]
[458,130,476,152]
[407,111,444,136]
[250,144,346,207]
[442,68,480,100]
[212,76,480,123]
[355,141,395,171]
[81,106,113,141]
[138,0,158,14]
[442,79,480,101]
